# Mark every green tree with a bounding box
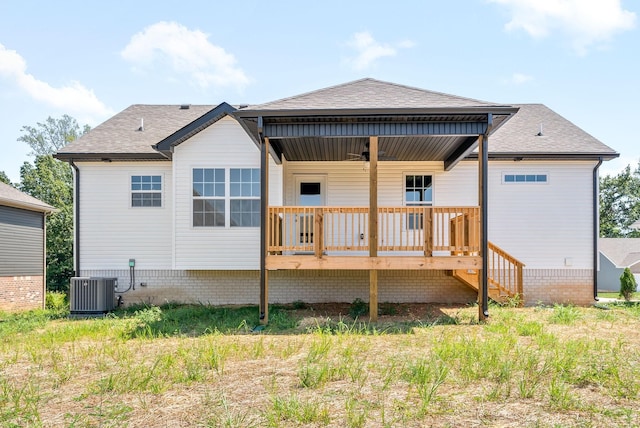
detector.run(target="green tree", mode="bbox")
[17,115,89,292]
[600,163,640,237]
[20,156,74,291]
[619,267,638,301]
[0,171,12,186]
[18,115,90,157]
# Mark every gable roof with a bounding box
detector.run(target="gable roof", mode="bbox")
[480,104,617,160]
[245,78,507,112]
[599,238,640,268]
[0,182,56,213]
[154,102,237,158]
[55,104,215,161]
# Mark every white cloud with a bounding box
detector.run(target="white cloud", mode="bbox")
[0,43,113,123]
[489,0,636,54]
[510,72,534,84]
[121,21,250,89]
[345,32,414,70]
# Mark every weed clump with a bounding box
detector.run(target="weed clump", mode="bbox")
[349,298,369,319]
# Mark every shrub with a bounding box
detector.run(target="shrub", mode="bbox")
[619,267,638,302]
[349,298,369,319]
[45,291,68,313]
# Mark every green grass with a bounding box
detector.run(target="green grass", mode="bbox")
[598,292,623,299]
[1,302,640,426]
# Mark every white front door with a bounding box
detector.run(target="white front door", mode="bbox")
[294,175,326,245]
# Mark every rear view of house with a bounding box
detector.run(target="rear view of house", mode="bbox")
[0,182,55,311]
[55,79,618,320]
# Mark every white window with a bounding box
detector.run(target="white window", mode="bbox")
[405,174,433,229]
[230,168,260,227]
[131,175,162,207]
[193,168,225,227]
[503,173,548,184]
[192,168,260,228]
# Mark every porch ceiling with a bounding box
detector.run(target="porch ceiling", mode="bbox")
[271,135,474,162]
[236,112,515,167]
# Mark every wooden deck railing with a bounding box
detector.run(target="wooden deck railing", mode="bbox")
[487,242,525,298]
[267,206,480,256]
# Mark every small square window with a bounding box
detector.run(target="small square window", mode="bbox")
[131,175,162,207]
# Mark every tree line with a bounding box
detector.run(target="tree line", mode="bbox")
[1,115,638,293]
[1,116,89,292]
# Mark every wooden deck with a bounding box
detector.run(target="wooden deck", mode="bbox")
[266,205,524,301]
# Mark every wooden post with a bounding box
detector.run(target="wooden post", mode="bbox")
[369,136,379,321]
[260,134,270,324]
[424,207,433,257]
[314,208,324,259]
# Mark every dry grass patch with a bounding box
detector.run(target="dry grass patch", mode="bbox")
[1,303,640,427]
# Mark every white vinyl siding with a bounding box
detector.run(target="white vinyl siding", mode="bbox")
[173,116,282,270]
[283,159,595,270]
[78,162,172,270]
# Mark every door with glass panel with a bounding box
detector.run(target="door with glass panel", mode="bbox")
[294,175,326,249]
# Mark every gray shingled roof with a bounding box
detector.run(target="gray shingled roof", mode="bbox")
[488,104,617,157]
[56,104,214,160]
[600,238,640,268]
[54,80,619,160]
[0,182,55,213]
[246,78,506,111]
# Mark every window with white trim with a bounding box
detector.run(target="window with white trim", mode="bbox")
[131,175,162,207]
[193,168,225,227]
[230,168,260,227]
[503,173,548,183]
[405,174,433,229]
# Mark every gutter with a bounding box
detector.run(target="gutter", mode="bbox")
[70,160,80,276]
[593,157,603,301]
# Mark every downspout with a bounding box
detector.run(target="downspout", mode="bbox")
[42,211,48,309]
[593,157,603,301]
[70,160,80,276]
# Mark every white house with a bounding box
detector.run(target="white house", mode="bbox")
[55,79,618,321]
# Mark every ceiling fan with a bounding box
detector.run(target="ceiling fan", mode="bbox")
[346,142,395,161]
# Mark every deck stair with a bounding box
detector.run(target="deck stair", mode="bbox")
[452,241,525,304]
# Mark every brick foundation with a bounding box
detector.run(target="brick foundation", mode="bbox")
[80,269,477,307]
[79,268,594,307]
[523,269,593,306]
[0,275,44,311]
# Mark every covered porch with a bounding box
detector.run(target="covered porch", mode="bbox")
[234,79,521,322]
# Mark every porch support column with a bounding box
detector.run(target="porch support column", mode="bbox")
[259,119,270,324]
[369,135,379,321]
[478,114,492,321]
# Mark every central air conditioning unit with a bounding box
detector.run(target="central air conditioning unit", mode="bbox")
[70,277,117,314]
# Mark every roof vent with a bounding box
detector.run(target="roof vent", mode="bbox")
[138,118,144,131]
[238,104,248,109]
[536,123,543,136]
[180,104,191,110]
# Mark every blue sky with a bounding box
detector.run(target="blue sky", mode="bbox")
[0,0,638,182]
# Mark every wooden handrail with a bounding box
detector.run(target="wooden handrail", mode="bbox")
[268,206,481,255]
[487,241,525,299]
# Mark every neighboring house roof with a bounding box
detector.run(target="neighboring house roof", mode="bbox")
[0,182,56,213]
[55,104,215,161]
[481,104,618,160]
[54,79,619,161]
[599,238,640,270]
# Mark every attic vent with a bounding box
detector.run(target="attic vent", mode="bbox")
[138,118,144,131]
[536,123,543,136]
[180,104,191,110]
